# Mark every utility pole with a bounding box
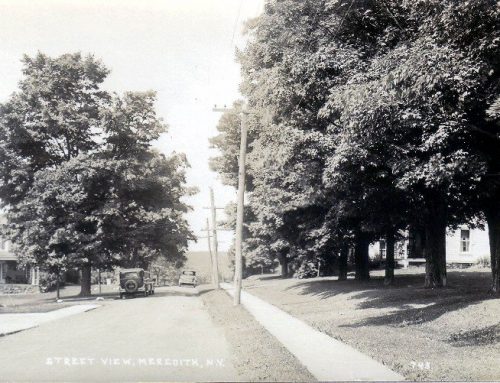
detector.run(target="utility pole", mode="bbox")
[206,219,214,281]
[212,104,248,305]
[201,218,216,285]
[203,188,224,289]
[233,108,248,305]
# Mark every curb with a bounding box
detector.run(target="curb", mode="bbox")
[0,304,100,337]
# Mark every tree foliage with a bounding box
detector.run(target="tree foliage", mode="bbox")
[0,53,194,295]
[211,0,500,290]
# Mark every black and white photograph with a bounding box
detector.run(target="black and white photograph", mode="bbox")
[0,0,499,382]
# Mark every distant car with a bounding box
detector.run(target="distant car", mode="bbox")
[178,270,197,287]
[119,268,155,299]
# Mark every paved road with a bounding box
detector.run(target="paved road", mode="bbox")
[0,287,237,382]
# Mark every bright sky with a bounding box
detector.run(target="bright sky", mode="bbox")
[0,0,264,251]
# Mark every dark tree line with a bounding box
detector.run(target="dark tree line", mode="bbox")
[210,1,500,292]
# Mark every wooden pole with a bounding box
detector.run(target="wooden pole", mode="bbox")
[210,188,220,288]
[98,268,102,295]
[206,218,216,285]
[234,110,248,305]
[56,269,60,300]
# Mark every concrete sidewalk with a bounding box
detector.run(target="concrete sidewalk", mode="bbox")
[0,304,99,336]
[221,283,404,381]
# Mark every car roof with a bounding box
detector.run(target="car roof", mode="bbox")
[120,268,144,272]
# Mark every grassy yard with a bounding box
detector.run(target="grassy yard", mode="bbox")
[199,287,315,382]
[243,267,500,381]
[0,284,118,313]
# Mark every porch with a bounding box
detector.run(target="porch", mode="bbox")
[0,257,40,285]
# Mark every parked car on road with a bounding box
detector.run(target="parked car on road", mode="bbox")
[178,270,197,287]
[119,268,155,299]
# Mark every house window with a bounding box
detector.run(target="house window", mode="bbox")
[1,262,7,280]
[460,229,470,253]
[379,239,386,258]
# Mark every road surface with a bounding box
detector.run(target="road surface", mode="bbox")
[0,287,237,382]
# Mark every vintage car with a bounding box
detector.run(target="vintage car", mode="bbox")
[119,268,155,299]
[178,270,197,287]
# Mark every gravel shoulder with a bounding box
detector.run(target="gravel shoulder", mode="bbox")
[200,287,316,382]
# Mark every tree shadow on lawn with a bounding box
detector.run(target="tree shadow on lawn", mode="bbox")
[287,270,496,328]
[258,274,285,281]
[448,323,500,347]
[284,272,425,300]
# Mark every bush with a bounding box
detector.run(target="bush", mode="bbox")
[293,261,318,279]
[39,273,64,293]
[477,255,490,268]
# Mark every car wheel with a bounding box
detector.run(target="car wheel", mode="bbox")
[119,293,123,299]
[144,290,148,297]
[124,280,139,294]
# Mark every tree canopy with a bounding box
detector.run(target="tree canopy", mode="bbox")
[0,53,194,295]
[210,0,500,290]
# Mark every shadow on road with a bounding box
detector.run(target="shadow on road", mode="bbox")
[114,284,225,300]
[0,284,225,312]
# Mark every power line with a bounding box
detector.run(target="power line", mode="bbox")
[230,0,245,48]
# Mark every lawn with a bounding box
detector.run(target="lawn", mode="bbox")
[200,287,315,382]
[243,267,500,381]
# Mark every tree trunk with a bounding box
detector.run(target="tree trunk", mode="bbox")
[409,225,425,259]
[320,254,335,276]
[384,231,395,285]
[424,201,447,288]
[485,206,500,294]
[79,263,92,297]
[278,253,288,278]
[338,245,348,281]
[354,234,370,281]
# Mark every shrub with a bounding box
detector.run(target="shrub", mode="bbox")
[477,255,490,268]
[39,273,64,293]
[293,261,318,279]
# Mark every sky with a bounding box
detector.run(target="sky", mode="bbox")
[0,0,264,251]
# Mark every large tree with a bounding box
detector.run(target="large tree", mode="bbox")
[0,54,194,296]
[320,0,499,288]
[213,0,500,290]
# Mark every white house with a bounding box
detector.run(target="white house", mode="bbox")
[369,225,491,266]
[0,214,39,285]
[446,225,490,264]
